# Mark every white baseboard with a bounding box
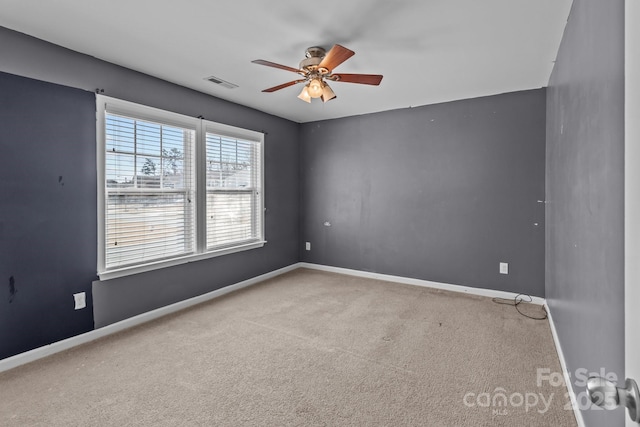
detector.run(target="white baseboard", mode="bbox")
[0,263,299,374]
[545,302,586,427]
[298,262,546,304]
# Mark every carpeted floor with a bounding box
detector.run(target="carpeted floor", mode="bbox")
[0,268,577,426]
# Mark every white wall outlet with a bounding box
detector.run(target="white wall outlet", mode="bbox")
[305,242,311,251]
[499,262,509,275]
[73,292,86,310]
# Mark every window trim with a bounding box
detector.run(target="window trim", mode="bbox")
[97,95,265,281]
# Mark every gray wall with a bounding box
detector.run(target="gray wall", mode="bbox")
[300,89,547,296]
[545,0,625,426]
[0,27,299,352]
[0,72,96,359]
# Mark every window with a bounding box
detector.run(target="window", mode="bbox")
[104,114,196,270]
[205,131,262,250]
[97,96,264,279]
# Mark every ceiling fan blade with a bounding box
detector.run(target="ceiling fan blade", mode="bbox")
[318,44,355,71]
[331,73,383,85]
[252,59,301,74]
[262,79,306,93]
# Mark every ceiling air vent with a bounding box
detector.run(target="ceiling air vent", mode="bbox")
[204,75,238,89]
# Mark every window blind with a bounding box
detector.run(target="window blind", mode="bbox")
[104,113,196,270]
[205,133,262,249]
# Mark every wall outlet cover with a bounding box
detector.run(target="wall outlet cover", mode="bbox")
[305,242,311,251]
[499,262,509,275]
[73,292,86,310]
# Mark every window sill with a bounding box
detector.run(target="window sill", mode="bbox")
[97,241,266,281]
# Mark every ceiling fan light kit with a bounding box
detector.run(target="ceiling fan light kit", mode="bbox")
[321,83,336,102]
[297,86,312,103]
[307,78,324,98]
[298,79,337,104]
[252,44,383,103]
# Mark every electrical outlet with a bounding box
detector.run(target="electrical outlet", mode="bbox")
[73,292,86,310]
[305,242,311,251]
[499,262,509,275]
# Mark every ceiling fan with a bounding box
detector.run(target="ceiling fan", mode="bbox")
[252,44,383,103]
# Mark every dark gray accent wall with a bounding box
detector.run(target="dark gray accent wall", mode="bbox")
[0,72,96,359]
[545,1,625,426]
[300,90,546,296]
[0,27,299,346]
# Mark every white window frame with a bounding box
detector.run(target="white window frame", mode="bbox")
[97,95,265,280]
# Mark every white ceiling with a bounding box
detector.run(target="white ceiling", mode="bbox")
[0,0,572,123]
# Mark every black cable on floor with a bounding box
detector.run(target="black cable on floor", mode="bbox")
[492,294,548,320]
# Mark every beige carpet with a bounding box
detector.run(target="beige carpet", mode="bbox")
[0,268,576,426]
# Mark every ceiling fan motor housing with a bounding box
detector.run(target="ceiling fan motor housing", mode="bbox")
[300,47,329,74]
